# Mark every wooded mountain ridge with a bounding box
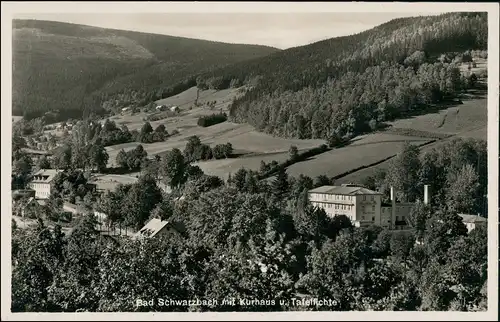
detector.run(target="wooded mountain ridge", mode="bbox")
[13,12,487,139]
[12,19,279,121]
[195,12,487,141]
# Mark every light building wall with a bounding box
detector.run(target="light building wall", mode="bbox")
[309,184,431,230]
[28,169,63,199]
[308,185,383,228]
[28,182,52,199]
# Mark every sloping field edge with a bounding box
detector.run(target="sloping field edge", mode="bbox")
[330,139,438,182]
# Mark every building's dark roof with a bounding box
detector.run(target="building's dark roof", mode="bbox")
[459,214,487,223]
[309,185,382,195]
[31,169,63,183]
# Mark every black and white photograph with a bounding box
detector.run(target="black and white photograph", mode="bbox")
[1,2,499,320]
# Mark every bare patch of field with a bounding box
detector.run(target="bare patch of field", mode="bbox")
[90,173,139,192]
[108,86,245,132]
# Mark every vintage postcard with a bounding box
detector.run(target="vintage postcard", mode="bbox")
[1,1,499,321]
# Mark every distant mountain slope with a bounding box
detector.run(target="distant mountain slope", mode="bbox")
[199,12,486,93]
[12,19,279,121]
[193,12,487,141]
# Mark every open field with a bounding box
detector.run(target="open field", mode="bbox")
[155,86,244,110]
[102,78,486,183]
[334,132,475,185]
[90,173,139,192]
[104,86,325,167]
[384,97,487,140]
[107,86,244,132]
[285,133,432,179]
[194,152,291,181]
[336,94,487,184]
[105,120,324,168]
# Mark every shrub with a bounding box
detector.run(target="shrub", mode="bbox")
[59,211,73,223]
[197,113,227,127]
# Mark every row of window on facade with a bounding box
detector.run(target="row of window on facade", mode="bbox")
[31,183,49,189]
[381,207,409,215]
[312,202,378,212]
[360,215,406,221]
[317,194,376,202]
[312,203,354,211]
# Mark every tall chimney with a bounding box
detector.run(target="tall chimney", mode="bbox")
[424,185,430,205]
[390,186,396,229]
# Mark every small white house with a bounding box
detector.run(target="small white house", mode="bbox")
[134,218,185,239]
[459,214,487,233]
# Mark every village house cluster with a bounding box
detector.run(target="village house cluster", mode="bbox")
[13,169,487,237]
[12,167,182,239]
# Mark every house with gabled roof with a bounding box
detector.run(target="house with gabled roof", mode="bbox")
[15,197,45,218]
[134,218,186,239]
[459,214,487,233]
[28,169,63,199]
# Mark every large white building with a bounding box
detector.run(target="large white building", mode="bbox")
[28,169,63,199]
[308,184,431,230]
[308,184,383,228]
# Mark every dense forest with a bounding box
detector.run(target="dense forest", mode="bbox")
[12,19,279,121]
[11,137,488,312]
[193,12,487,140]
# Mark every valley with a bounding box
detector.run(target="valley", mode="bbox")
[98,70,486,185]
[9,11,492,314]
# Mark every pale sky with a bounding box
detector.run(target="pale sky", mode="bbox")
[13,12,443,49]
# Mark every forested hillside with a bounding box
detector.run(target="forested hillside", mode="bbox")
[194,12,487,141]
[12,19,279,121]
[11,138,488,312]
